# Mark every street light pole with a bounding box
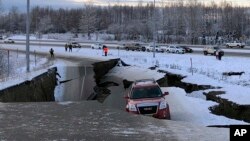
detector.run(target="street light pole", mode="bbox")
[153,0,156,58]
[26,0,30,72]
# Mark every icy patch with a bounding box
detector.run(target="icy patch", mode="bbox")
[57,101,73,105]
[112,128,139,135]
[107,66,164,81]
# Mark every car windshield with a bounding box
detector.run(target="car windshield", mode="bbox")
[214,47,220,50]
[130,86,162,99]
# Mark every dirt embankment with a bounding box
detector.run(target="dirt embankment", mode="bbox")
[0,68,57,102]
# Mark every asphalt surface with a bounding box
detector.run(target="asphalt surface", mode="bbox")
[1,40,250,58]
[0,101,229,141]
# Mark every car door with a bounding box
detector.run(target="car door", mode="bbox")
[170,46,174,53]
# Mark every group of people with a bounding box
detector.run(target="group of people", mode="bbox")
[49,44,110,58]
[65,44,73,52]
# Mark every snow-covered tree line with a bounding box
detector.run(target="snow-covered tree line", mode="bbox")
[0,1,249,44]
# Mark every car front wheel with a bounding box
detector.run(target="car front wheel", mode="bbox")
[204,51,208,55]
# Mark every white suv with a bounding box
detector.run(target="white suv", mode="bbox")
[166,45,185,54]
[4,39,15,43]
[91,43,103,49]
[145,45,161,52]
[159,45,169,52]
[203,46,224,56]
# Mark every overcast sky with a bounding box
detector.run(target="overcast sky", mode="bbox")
[1,0,249,12]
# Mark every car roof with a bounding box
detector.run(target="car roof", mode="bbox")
[133,83,158,88]
[132,79,158,88]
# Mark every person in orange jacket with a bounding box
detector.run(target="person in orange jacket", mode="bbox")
[104,46,108,56]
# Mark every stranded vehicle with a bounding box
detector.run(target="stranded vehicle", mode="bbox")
[70,41,81,48]
[124,79,171,119]
[124,43,146,51]
[66,41,81,48]
[225,41,245,48]
[3,39,15,43]
[179,46,193,53]
[203,46,224,56]
[165,45,185,54]
[145,44,161,52]
[91,43,103,49]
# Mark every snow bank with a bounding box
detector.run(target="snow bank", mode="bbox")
[163,87,247,125]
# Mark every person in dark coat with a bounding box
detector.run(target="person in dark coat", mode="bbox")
[50,48,54,58]
[102,45,107,55]
[218,51,223,60]
[68,44,72,52]
[65,44,68,52]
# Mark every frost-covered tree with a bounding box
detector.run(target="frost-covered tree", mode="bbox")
[79,5,96,40]
[37,16,54,33]
[0,1,249,43]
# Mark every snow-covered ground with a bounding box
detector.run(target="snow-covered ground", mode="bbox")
[1,43,250,125]
[117,52,250,105]
[164,87,246,126]
[0,51,53,90]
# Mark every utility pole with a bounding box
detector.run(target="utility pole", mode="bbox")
[26,0,30,72]
[153,0,156,58]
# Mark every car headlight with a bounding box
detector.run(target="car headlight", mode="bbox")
[159,101,168,109]
[127,104,137,112]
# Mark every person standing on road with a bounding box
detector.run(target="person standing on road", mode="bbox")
[69,44,72,52]
[50,48,54,58]
[65,44,68,52]
[104,46,108,56]
[218,51,222,60]
[215,50,219,60]
[102,45,106,56]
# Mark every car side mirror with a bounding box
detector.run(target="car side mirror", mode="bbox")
[163,92,169,96]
